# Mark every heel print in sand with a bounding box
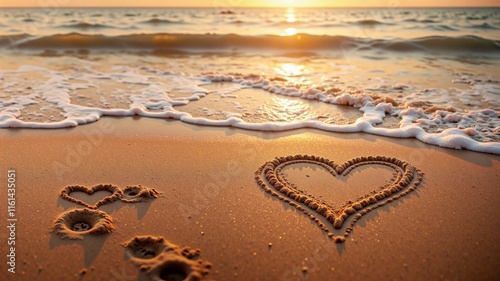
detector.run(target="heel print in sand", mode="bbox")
[52,184,159,239]
[52,184,212,279]
[255,155,424,243]
[123,236,212,281]
[52,208,115,240]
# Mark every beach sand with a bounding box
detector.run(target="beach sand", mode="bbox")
[1,117,499,280]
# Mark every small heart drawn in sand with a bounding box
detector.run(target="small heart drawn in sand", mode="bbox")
[255,155,424,243]
[60,184,123,209]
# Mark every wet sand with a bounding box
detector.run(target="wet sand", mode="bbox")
[1,117,499,280]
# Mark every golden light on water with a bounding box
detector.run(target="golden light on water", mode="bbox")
[275,63,304,76]
[281,7,298,36]
[285,8,297,22]
[275,98,303,111]
[283,27,298,36]
[273,97,309,121]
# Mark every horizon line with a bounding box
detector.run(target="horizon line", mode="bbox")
[1,5,500,8]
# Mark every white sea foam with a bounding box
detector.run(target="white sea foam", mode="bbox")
[0,65,499,154]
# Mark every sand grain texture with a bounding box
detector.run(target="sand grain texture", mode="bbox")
[1,117,499,280]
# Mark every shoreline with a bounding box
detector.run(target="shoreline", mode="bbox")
[1,117,499,280]
[3,115,499,155]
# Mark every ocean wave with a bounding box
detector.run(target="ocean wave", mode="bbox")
[271,20,312,26]
[428,25,457,32]
[466,15,488,20]
[348,19,390,26]
[1,33,499,54]
[140,18,185,25]
[314,23,344,28]
[231,20,245,24]
[219,10,236,15]
[373,35,500,52]
[404,19,438,23]
[58,22,114,29]
[468,23,498,30]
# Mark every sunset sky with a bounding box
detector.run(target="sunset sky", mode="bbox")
[0,0,498,7]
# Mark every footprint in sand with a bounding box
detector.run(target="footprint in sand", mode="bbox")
[121,185,160,203]
[52,208,115,240]
[52,185,212,279]
[123,236,212,281]
[255,155,424,243]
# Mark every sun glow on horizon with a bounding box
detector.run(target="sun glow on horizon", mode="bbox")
[0,0,499,8]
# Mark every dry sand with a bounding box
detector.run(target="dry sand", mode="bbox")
[1,117,499,280]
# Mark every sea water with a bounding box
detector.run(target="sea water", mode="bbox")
[0,7,499,153]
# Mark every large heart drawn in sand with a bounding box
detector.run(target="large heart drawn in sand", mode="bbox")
[59,184,123,209]
[255,155,424,243]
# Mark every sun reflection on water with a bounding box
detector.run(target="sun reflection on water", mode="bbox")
[284,27,297,36]
[285,8,296,23]
[275,63,304,76]
[281,7,299,36]
[267,96,311,122]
